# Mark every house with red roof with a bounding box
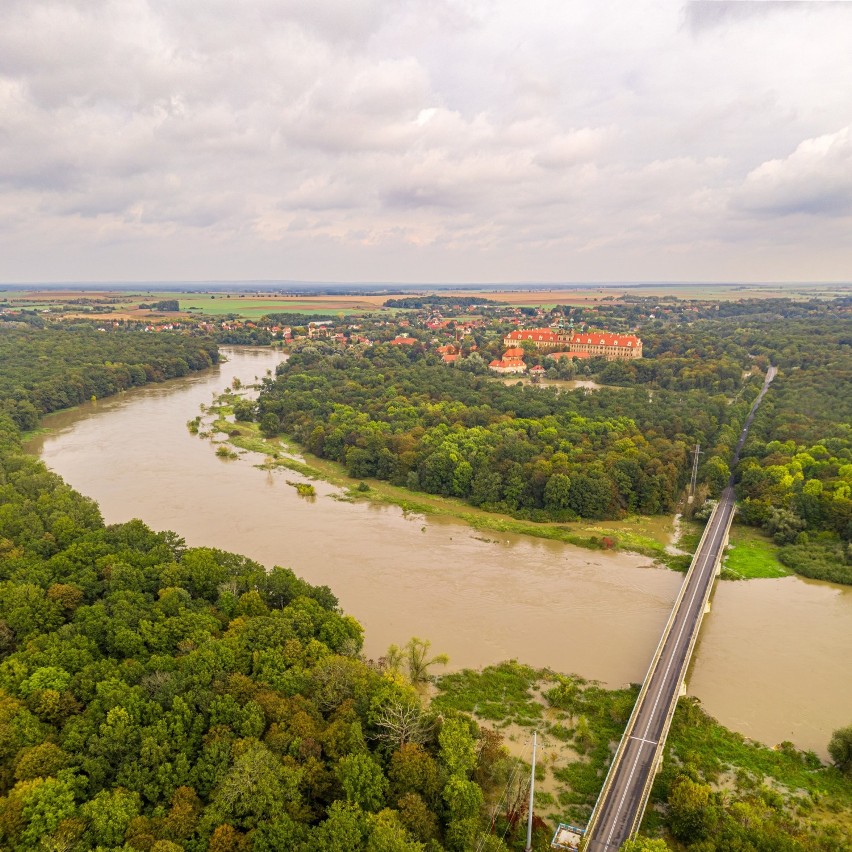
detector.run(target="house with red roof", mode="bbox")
[488,357,527,375]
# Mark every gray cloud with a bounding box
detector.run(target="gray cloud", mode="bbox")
[683,0,852,35]
[733,128,852,217]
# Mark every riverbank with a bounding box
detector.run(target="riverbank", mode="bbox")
[206,391,686,567]
[28,347,852,758]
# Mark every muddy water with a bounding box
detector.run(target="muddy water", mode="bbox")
[689,578,852,757]
[26,348,852,756]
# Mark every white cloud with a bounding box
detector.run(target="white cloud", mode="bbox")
[1,0,852,282]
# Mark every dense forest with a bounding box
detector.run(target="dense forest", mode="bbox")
[0,419,510,851]
[534,307,851,583]
[254,346,754,521]
[608,310,851,584]
[0,327,218,431]
[732,322,852,583]
[0,329,509,851]
[0,319,850,849]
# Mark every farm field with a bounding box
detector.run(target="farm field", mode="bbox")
[1,281,848,321]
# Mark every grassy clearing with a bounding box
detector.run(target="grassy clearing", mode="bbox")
[434,662,633,828]
[722,524,790,580]
[676,519,790,581]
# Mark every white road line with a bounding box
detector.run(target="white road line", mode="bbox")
[628,736,658,746]
[639,504,727,740]
[603,739,650,848]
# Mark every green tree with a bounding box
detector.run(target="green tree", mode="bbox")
[366,808,426,851]
[81,787,141,847]
[305,800,367,851]
[667,775,717,843]
[828,724,852,776]
[439,718,477,777]
[388,744,441,805]
[337,753,388,812]
[400,637,448,685]
[207,741,302,829]
[9,775,77,850]
[544,472,572,511]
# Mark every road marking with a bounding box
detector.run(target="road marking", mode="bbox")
[628,736,658,746]
[639,501,730,740]
[603,739,648,848]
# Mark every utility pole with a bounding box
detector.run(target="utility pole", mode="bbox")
[688,443,701,503]
[525,731,537,852]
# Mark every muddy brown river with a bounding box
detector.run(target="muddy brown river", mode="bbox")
[27,348,852,757]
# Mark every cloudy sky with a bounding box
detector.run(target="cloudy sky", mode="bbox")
[2,0,851,284]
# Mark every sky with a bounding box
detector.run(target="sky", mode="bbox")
[1,0,851,285]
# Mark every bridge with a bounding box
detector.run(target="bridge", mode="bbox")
[581,366,776,852]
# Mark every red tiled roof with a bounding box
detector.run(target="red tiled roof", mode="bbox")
[505,329,562,343]
[390,337,417,345]
[489,358,526,368]
[570,333,641,348]
[503,347,525,358]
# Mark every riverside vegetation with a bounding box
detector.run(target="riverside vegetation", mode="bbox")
[1,321,851,850]
[247,301,851,585]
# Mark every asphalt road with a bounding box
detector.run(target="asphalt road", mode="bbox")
[584,367,776,851]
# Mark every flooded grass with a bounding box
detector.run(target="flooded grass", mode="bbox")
[666,698,851,803]
[433,662,630,828]
[206,400,679,564]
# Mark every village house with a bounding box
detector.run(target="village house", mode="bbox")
[488,357,527,375]
[307,320,333,339]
